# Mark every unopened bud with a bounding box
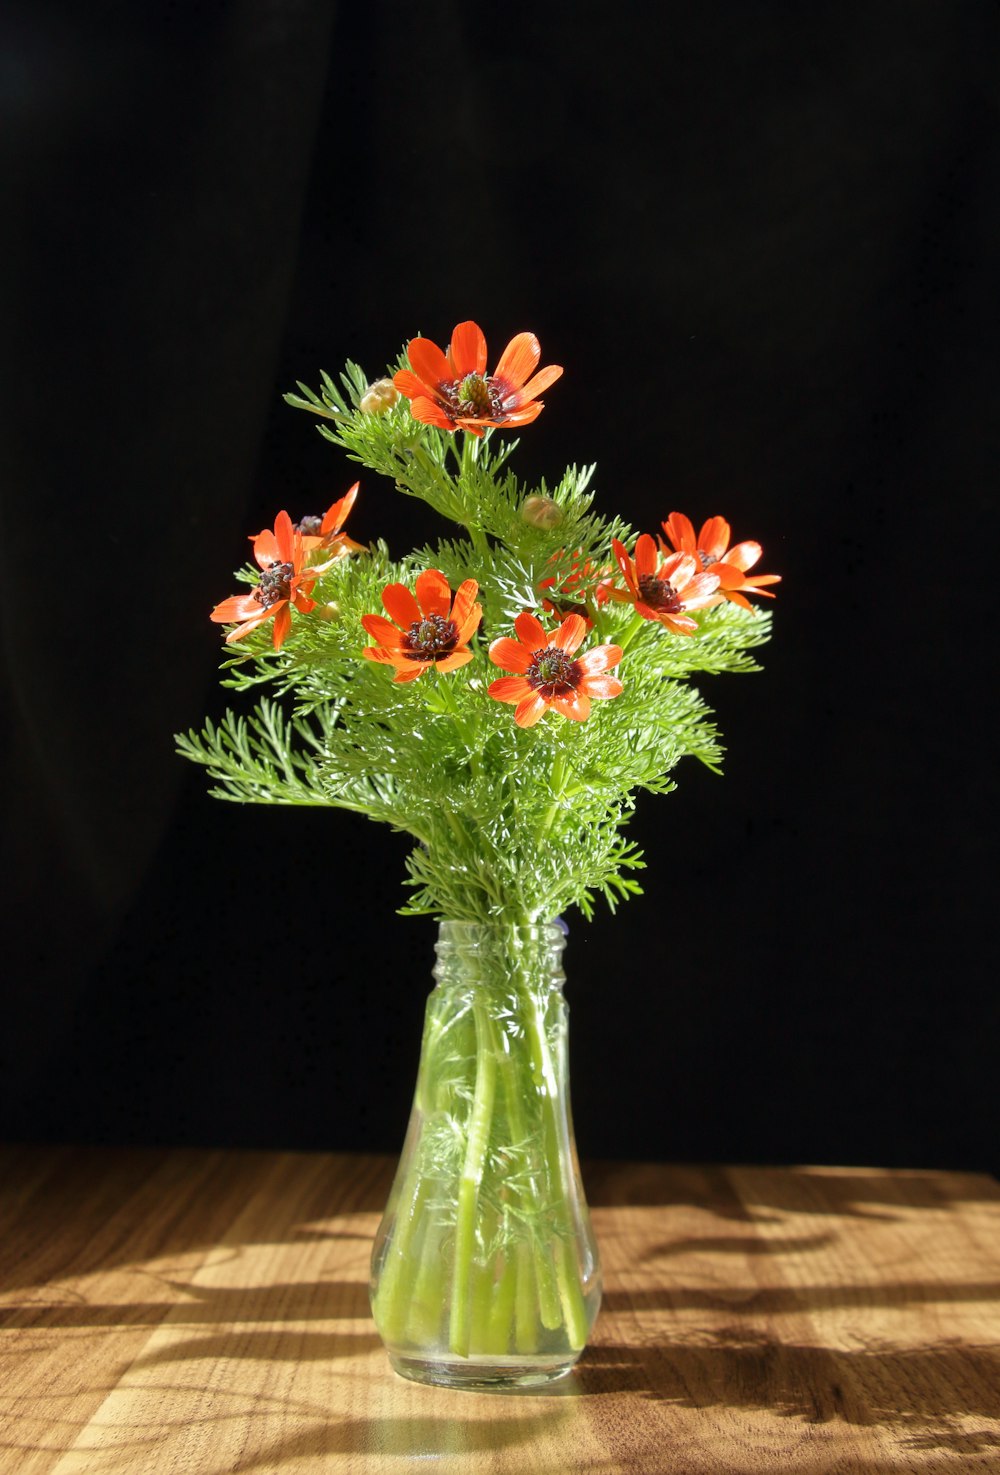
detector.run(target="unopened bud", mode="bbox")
[359,378,399,415]
[314,601,341,622]
[521,495,563,531]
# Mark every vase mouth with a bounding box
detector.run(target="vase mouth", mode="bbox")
[438,919,566,943]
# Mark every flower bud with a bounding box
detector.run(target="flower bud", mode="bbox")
[314,601,341,622]
[359,378,399,415]
[521,495,563,530]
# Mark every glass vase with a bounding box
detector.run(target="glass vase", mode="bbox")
[370,921,601,1389]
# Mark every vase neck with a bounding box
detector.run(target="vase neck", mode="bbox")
[433,921,566,995]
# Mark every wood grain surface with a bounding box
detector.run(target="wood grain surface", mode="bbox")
[1,1145,998,1473]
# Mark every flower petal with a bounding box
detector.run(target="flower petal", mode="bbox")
[507,363,563,406]
[634,533,659,579]
[361,614,405,648]
[698,517,731,560]
[434,649,475,672]
[362,645,398,664]
[252,529,280,568]
[495,402,544,427]
[381,582,421,629]
[271,601,292,649]
[320,482,359,536]
[393,663,427,683]
[408,396,456,431]
[680,572,722,609]
[393,369,435,402]
[575,643,623,675]
[723,540,762,573]
[414,568,452,618]
[211,592,261,623]
[447,321,488,378]
[451,578,481,631]
[493,332,540,390]
[489,637,533,673]
[455,605,483,644]
[714,562,747,589]
[661,550,697,587]
[514,611,548,650]
[661,512,696,554]
[514,693,548,727]
[553,613,587,654]
[580,672,623,699]
[489,675,533,703]
[274,510,294,564]
[611,538,637,596]
[406,337,452,390]
[224,608,273,642]
[550,691,591,722]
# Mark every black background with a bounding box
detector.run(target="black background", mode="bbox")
[2,1,996,1171]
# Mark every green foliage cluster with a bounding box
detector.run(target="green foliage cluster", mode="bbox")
[178,347,774,924]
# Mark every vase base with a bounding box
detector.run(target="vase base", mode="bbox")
[388,1350,580,1391]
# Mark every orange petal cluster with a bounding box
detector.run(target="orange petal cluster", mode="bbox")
[488,612,623,727]
[292,482,366,558]
[660,512,780,610]
[393,320,562,437]
[211,510,318,650]
[608,535,721,635]
[362,570,482,683]
[538,551,613,630]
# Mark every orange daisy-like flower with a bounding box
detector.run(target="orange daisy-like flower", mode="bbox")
[361,569,482,683]
[488,611,623,728]
[537,551,613,629]
[291,482,365,559]
[608,535,721,635]
[393,320,563,437]
[211,509,317,650]
[660,512,781,611]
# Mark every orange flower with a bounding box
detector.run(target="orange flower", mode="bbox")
[291,482,365,559]
[361,569,482,683]
[393,320,562,437]
[211,510,317,650]
[660,512,780,611]
[608,535,721,635]
[488,611,623,727]
[537,551,613,629]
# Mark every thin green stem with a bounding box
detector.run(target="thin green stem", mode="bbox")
[448,995,498,1356]
[617,610,647,653]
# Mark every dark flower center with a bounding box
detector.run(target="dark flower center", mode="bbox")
[637,573,683,613]
[296,514,324,536]
[527,646,581,696]
[697,550,718,570]
[446,373,505,421]
[255,561,293,608]
[404,613,459,660]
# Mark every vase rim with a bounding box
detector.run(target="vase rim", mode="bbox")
[436,918,567,944]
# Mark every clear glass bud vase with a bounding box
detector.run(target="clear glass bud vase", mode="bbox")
[370,921,601,1389]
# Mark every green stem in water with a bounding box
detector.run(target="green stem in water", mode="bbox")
[448,994,498,1356]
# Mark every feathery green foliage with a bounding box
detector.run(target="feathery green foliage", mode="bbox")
[180,336,775,924]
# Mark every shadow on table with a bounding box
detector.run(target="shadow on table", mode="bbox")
[576,1332,1000,1447]
[586,1162,1000,1222]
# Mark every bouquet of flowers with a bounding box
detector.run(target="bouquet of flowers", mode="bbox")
[179,318,779,1388]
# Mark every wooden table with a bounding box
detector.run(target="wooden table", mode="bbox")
[1,1147,999,1473]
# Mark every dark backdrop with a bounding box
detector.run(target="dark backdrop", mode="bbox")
[2,1,996,1170]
